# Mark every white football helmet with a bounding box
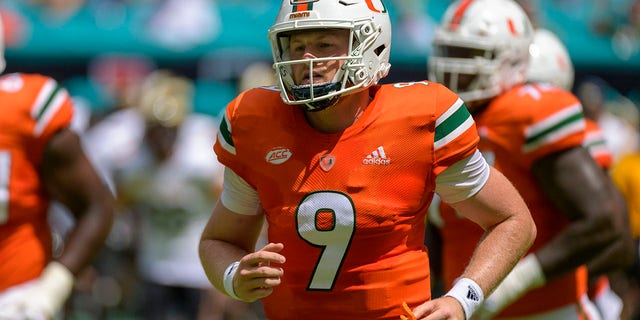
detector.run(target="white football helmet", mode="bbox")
[527,28,574,91]
[429,0,534,103]
[268,0,392,111]
[0,13,6,73]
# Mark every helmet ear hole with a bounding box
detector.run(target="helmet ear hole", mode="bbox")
[361,23,375,36]
[355,69,367,82]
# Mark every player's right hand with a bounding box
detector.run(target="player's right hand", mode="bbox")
[234,242,286,302]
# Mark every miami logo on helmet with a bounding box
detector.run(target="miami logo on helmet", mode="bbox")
[290,0,319,12]
[364,0,387,13]
[289,0,387,13]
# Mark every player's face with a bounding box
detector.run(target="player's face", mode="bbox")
[434,45,486,92]
[146,123,178,161]
[288,29,350,86]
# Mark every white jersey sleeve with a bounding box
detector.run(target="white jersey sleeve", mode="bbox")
[220,167,261,215]
[435,150,490,204]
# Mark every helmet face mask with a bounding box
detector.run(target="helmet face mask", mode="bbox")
[273,28,355,110]
[429,0,534,103]
[268,0,391,111]
[430,42,501,98]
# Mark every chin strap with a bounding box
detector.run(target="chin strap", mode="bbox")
[292,82,341,111]
[303,97,340,112]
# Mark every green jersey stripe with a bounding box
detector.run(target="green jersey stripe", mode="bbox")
[30,79,58,120]
[583,135,607,150]
[587,144,611,160]
[35,85,61,121]
[524,103,584,152]
[218,115,236,155]
[33,83,69,137]
[523,119,584,153]
[583,130,610,159]
[525,103,582,142]
[435,99,473,150]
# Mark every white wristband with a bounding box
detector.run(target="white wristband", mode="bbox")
[40,261,75,314]
[445,277,484,320]
[223,261,241,300]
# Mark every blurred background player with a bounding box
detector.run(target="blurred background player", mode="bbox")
[427,0,635,319]
[528,27,629,320]
[527,28,640,320]
[577,75,639,165]
[0,12,115,320]
[81,69,259,320]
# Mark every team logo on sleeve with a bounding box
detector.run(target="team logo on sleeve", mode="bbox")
[266,147,292,164]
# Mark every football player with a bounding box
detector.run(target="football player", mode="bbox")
[0,13,115,320]
[199,1,537,319]
[428,0,635,319]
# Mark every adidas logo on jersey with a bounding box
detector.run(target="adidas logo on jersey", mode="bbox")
[363,146,390,165]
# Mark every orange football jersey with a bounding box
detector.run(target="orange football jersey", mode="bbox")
[438,83,588,317]
[214,81,480,319]
[0,73,74,291]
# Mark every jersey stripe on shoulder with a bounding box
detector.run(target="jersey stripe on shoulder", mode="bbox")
[217,114,236,155]
[584,120,613,169]
[523,102,584,153]
[583,125,608,155]
[435,98,474,151]
[30,78,70,137]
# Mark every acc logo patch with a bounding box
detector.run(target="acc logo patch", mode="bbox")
[266,147,292,164]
